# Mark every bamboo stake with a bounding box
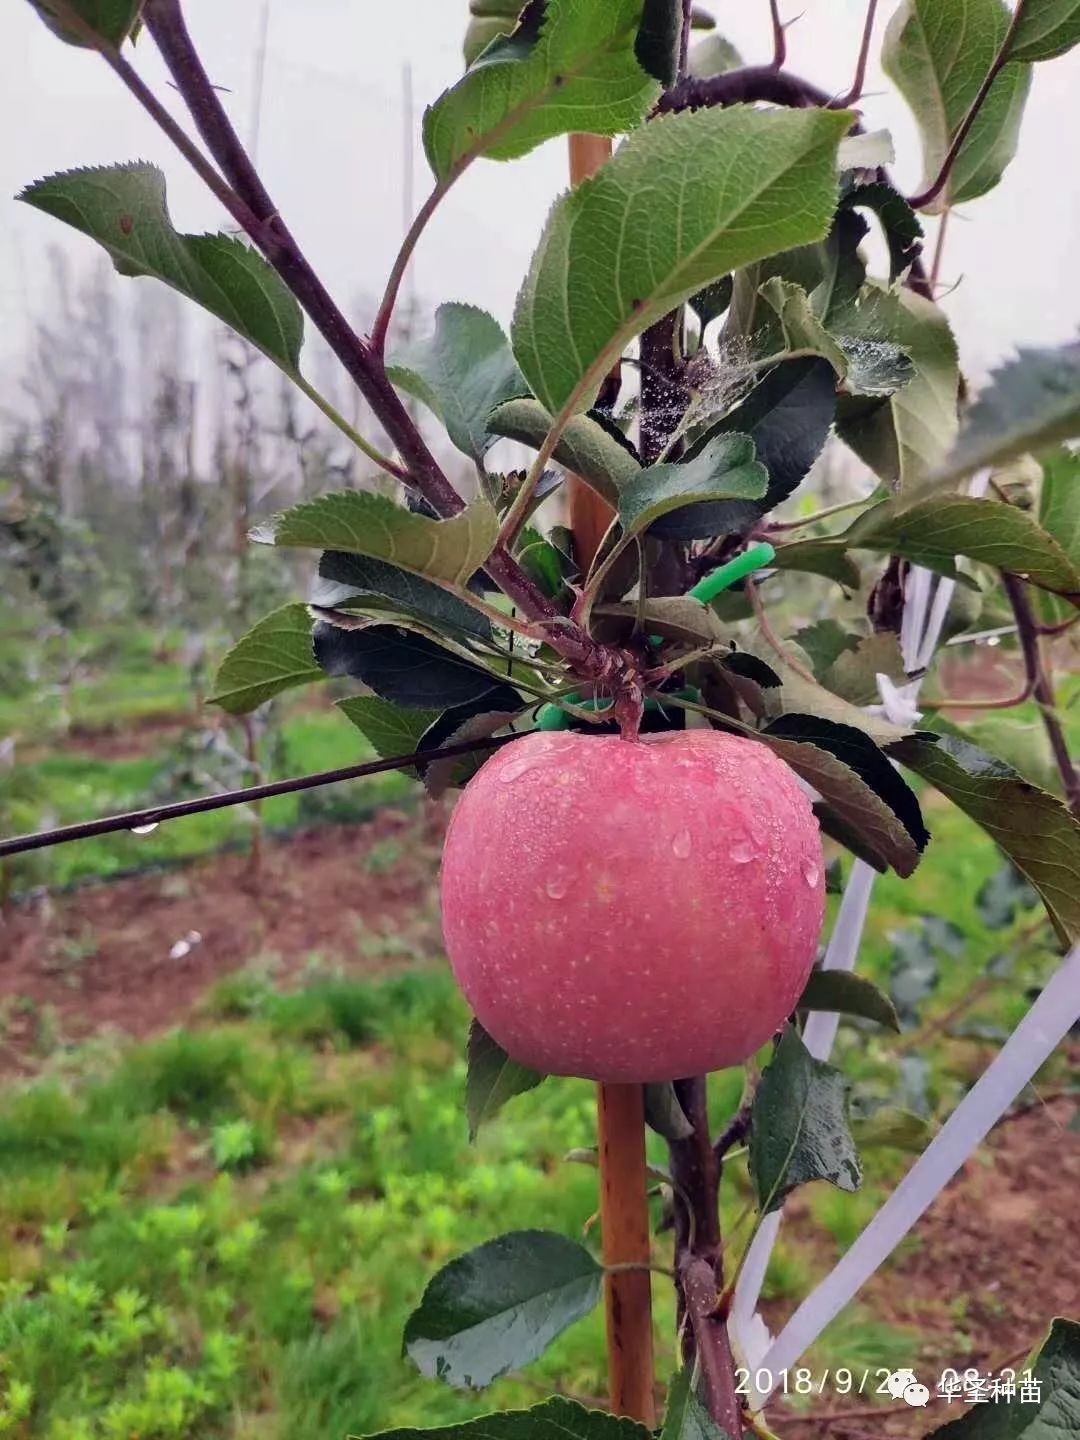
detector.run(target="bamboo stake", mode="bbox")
[597,1082,656,1424]
[566,133,655,1426]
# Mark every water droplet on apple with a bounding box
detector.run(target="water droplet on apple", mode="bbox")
[729,839,755,864]
[545,874,568,899]
[130,822,159,835]
[801,858,820,888]
[671,829,692,859]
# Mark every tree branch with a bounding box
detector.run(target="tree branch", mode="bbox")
[908,0,1028,210]
[769,0,787,70]
[834,0,879,107]
[0,734,514,861]
[659,64,836,113]
[1003,573,1080,815]
[680,1254,744,1437]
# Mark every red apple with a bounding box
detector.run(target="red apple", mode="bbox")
[440,728,825,1083]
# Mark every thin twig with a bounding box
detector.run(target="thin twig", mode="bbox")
[834,0,879,107]
[1004,573,1080,815]
[923,675,1036,710]
[746,577,819,684]
[767,496,873,532]
[909,0,1028,209]
[768,0,787,69]
[0,734,515,861]
[1038,610,1080,637]
[370,179,450,356]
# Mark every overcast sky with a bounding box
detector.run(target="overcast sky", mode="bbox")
[2,0,1079,398]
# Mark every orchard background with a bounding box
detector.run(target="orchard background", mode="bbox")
[2,2,1080,1439]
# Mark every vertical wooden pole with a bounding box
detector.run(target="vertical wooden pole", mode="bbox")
[597,1082,657,1423]
[566,133,655,1426]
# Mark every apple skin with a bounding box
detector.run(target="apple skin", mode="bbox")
[440,728,825,1083]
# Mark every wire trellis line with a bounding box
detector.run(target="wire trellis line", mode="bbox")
[0,733,514,860]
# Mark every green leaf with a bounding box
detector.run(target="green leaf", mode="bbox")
[846,494,1080,599]
[314,553,493,640]
[424,0,659,181]
[661,1369,730,1440]
[687,32,743,77]
[512,104,853,415]
[634,0,683,85]
[256,492,499,590]
[1040,448,1080,564]
[618,433,767,539]
[758,278,914,397]
[402,1231,603,1388]
[516,526,575,599]
[797,971,901,1032]
[387,304,526,464]
[465,1020,546,1141]
[594,595,723,646]
[762,715,928,878]
[26,0,142,48]
[936,342,1080,482]
[851,1107,933,1153]
[315,621,513,711]
[751,648,911,746]
[928,1318,1080,1438]
[337,696,440,766]
[1011,0,1080,60]
[208,603,322,716]
[772,536,862,589]
[823,632,907,706]
[362,1398,652,1440]
[644,1082,695,1141]
[836,286,960,490]
[1037,447,1080,626]
[19,164,303,375]
[675,358,838,538]
[841,179,923,283]
[489,397,642,506]
[794,619,861,679]
[882,0,1032,212]
[890,732,1080,945]
[750,1027,861,1214]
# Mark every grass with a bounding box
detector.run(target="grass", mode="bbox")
[0,869,1070,1439]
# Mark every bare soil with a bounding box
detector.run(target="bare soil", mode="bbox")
[0,804,447,1069]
